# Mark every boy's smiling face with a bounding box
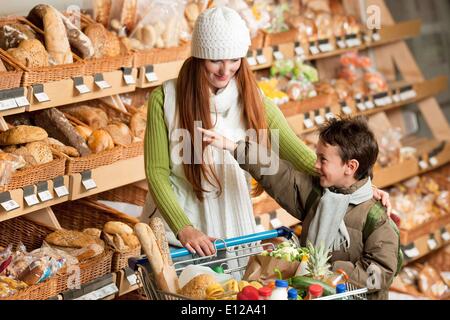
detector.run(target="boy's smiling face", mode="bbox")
[315,140,359,189]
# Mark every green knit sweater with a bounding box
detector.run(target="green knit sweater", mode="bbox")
[144,86,317,235]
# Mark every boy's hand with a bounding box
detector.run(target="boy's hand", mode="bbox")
[197,127,237,152]
[372,186,392,215]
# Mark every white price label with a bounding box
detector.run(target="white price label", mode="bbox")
[325,112,335,121]
[273,50,284,60]
[365,100,375,109]
[419,160,429,170]
[247,56,257,66]
[38,190,53,202]
[428,238,438,250]
[145,72,158,83]
[400,90,417,101]
[303,118,314,129]
[347,38,362,47]
[342,106,352,115]
[126,274,137,286]
[314,115,325,126]
[255,224,266,233]
[270,217,283,229]
[337,40,346,49]
[256,54,267,65]
[403,246,420,258]
[372,32,381,42]
[75,84,90,94]
[384,96,393,105]
[34,92,50,103]
[95,80,111,90]
[442,230,450,242]
[393,94,401,103]
[82,178,97,190]
[356,102,366,111]
[1,199,19,211]
[309,46,320,55]
[295,46,305,56]
[123,74,136,85]
[318,42,333,53]
[24,194,40,207]
[374,98,385,107]
[75,284,118,300]
[54,185,69,198]
[363,34,371,43]
[15,96,30,107]
[429,157,438,167]
[0,98,17,110]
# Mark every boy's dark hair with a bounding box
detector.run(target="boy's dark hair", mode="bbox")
[319,116,378,180]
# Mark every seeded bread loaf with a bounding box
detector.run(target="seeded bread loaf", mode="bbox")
[7,39,49,68]
[0,125,48,146]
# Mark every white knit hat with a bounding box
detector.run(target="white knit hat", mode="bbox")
[191,6,251,60]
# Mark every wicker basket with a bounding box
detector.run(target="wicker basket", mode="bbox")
[0,52,23,90]
[0,217,59,300]
[0,151,66,192]
[0,17,86,86]
[121,141,144,160]
[263,28,298,47]
[84,53,134,75]
[133,42,191,68]
[52,198,140,272]
[65,146,123,174]
[94,183,148,207]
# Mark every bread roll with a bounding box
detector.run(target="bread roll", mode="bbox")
[179,274,216,299]
[45,229,104,248]
[7,39,49,68]
[75,125,93,141]
[104,122,132,146]
[0,125,48,146]
[84,23,109,58]
[149,216,172,265]
[130,112,146,139]
[121,233,140,249]
[113,234,129,252]
[25,141,53,164]
[83,228,102,238]
[87,129,114,153]
[104,221,133,235]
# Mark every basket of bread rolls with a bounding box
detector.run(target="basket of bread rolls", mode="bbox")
[0,13,85,87]
[51,197,141,273]
[0,125,67,192]
[0,49,23,90]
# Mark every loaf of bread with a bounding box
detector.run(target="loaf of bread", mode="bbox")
[104,30,122,57]
[17,260,46,285]
[34,108,91,156]
[63,105,109,130]
[93,0,112,27]
[0,125,48,146]
[74,125,93,141]
[50,144,80,157]
[149,216,172,266]
[25,141,53,165]
[56,10,94,59]
[45,229,104,248]
[104,122,132,146]
[121,233,140,249]
[179,274,216,299]
[103,221,133,235]
[87,129,114,153]
[130,112,146,139]
[7,39,49,68]
[11,147,37,168]
[83,228,102,238]
[0,23,37,50]
[120,0,137,33]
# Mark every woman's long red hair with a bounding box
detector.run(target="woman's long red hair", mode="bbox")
[176,57,268,200]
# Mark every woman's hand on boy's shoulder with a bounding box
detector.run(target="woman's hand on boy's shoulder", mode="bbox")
[372,186,392,215]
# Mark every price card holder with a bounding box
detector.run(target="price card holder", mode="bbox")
[308,41,320,55]
[399,85,417,101]
[81,170,97,191]
[314,109,325,125]
[23,185,39,207]
[37,181,53,202]
[373,92,389,107]
[392,89,401,103]
[325,107,335,121]
[372,29,381,42]
[256,49,267,65]
[361,31,371,44]
[364,97,374,109]
[294,41,305,57]
[418,156,428,170]
[441,227,450,242]
[0,191,19,212]
[0,88,18,111]
[32,84,50,103]
[272,45,284,60]
[429,152,438,167]
[340,101,352,115]
[53,176,69,198]
[336,36,347,49]
[14,87,30,107]
[122,67,136,85]
[318,39,333,53]
[355,98,366,111]
[94,73,111,90]
[246,51,257,66]
[427,234,438,251]
[75,283,118,300]
[73,76,90,95]
[345,34,361,47]
[125,271,137,287]
[402,243,420,260]
[144,65,158,83]
[303,112,314,129]
[269,212,282,229]
[255,216,266,233]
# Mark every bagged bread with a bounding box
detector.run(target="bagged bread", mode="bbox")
[179,274,216,299]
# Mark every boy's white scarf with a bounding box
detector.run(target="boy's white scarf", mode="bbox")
[307,178,373,251]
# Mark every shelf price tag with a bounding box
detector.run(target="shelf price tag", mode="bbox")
[308,41,320,55]
[15,96,30,107]
[73,76,90,95]
[294,41,305,57]
[53,176,69,198]
[272,45,284,60]
[340,101,352,115]
[0,192,19,212]
[126,273,137,286]
[399,85,417,101]
[441,228,450,242]
[23,185,39,207]
[418,156,429,170]
[373,92,391,107]
[32,84,50,103]
[0,87,23,110]
[303,113,314,129]
[0,98,17,110]
[318,39,333,53]
[256,49,267,65]
[246,51,257,66]
[364,97,374,109]
[122,67,136,85]
[37,181,53,202]
[372,30,381,42]
[269,212,283,229]
[81,170,97,191]
[427,234,438,251]
[361,31,371,44]
[336,36,346,49]
[254,216,266,233]
[144,65,158,83]
[355,98,366,111]
[345,34,361,47]
[75,283,118,300]
[94,73,111,90]
[314,110,325,125]
[325,107,335,121]
[402,243,420,259]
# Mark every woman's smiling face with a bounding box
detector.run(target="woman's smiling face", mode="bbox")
[204,59,241,92]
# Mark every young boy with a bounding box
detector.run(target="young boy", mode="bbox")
[199,116,400,299]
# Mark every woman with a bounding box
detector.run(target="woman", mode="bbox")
[143,6,389,257]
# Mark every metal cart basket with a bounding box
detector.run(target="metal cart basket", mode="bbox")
[129,227,368,300]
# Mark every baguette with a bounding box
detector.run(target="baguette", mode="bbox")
[149,216,172,266]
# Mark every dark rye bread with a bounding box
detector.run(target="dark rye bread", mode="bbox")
[34,108,91,156]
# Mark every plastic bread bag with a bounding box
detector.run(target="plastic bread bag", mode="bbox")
[0,152,26,186]
[107,0,138,35]
[0,245,13,275]
[32,242,79,268]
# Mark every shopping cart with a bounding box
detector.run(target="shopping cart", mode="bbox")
[128,227,368,300]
